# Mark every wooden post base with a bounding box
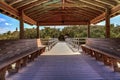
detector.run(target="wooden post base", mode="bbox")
[0,68,6,80]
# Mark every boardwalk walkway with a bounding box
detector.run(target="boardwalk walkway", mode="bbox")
[7,42,120,80]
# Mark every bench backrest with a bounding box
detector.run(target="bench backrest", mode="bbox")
[85,38,120,57]
[0,39,42,62]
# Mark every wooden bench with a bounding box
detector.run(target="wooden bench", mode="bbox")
[81,38,120,72]
[0,39,45,80]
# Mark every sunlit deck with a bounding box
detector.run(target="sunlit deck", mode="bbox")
[7,42,120,80]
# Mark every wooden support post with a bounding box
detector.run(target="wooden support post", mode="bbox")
[36,23,40,38]
[105,8,111,38]
[0,67,6,80]
[87,21,90,38]
[19,10,24,39]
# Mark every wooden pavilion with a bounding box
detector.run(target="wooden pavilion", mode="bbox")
[0,0,120,80]
[1,0,120,38]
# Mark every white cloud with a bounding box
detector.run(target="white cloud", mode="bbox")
[0,18,6,22]
[5,23,12,26]
[0,28,9,34]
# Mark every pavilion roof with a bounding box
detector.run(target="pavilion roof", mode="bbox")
[1,0,120,25]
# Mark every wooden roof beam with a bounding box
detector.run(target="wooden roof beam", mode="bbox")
[39,15,90,21]
[91,3,120,24]
[70,0,105,12]
[27,7,58,17]
[18,0,49,11]
[0,1,19,17]
[95,0,117,7]
[25,0,61,14]
[34,12,92,21]
[30,10,94,20]
[12,0,38,9]
[41,7,97,17]
[0,1,36,25]
[71,8,98,17]
[30,9,95,18]
[114,0,120,3]
[38,21,88,26]
[9,0,23,6]
[80,0,111,9]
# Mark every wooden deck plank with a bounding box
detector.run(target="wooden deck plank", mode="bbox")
[7,42,120,80]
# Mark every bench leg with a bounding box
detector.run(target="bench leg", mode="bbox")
[15,60,21,72]
[34,51,39,58]
[30,53,36,62]
[94,52,100,61]
[7,64,17,75]
[0,67,7,80]
[103,55,109,66]
[81,46,86,53]
[21,56,28,67]
[113,60,120,72]
[38,50,42,55]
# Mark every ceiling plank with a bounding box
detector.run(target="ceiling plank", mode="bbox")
[80,0,111,9]
[18,0,49,10]
[34,12,92,21]
[12,0,38,9]
[95,0,117,7]
[69,0,105,12]
[9,0,23,5]
[30,9,95,20]
[26,7,58,17]
[25,0,61,14]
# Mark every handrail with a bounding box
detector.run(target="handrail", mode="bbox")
[41,38,58,51]
[65,38,86,49]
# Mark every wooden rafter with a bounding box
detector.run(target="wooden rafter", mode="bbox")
[91,3,120,24]
[34,12,92,21]
[82,7,102,15]
[18,0,49,10]
[2,0,120,25]
[12,0,38,9]
[69,0,105,12]
[30,9,95,20]
[80,0,111,9]
[26,7,58,17]
[25,0,61,14]
[9,0,23,5]
[95,0,117,7]
[0,1,36,25]
[38,21,88,26]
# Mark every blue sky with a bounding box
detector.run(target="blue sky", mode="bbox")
[0,13,120,34]
[97,15,120,26]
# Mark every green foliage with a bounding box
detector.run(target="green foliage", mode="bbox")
[24,28,37,39]
[0,24,120,40]
[0,31,19,40]
[40,27,61,38]
[62,25,120,38]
